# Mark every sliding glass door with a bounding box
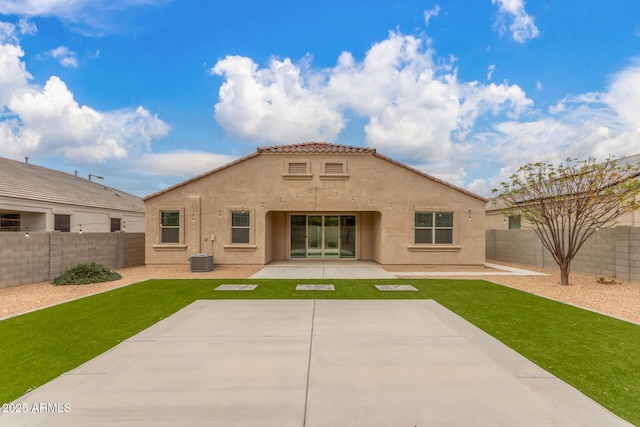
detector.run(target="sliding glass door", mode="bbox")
[290,214,356,259]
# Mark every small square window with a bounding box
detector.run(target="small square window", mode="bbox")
[54,214,71,232]
[111,218,121,232]
[509,215,521,229]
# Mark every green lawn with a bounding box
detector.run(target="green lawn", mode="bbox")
[1,278,639,424]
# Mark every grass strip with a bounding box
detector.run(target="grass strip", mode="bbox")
[0,278,638,424]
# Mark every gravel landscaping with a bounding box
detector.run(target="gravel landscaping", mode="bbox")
[1,262,638,323]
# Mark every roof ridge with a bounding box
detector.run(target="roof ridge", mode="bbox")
[257,142,376,154]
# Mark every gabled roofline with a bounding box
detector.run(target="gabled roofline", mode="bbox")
[143,151,260,201]
[371,151,487,202]
[143,142,488,203]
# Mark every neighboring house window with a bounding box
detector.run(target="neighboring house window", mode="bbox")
[160,211,180,243]
[508,215,521,230]
[231,211,251,244]
[0,214,20,231]
[54,214,71,232]
[111,218,122,232]
[414,212,454,244]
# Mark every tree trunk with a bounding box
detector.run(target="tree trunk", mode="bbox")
[559,260,571,286]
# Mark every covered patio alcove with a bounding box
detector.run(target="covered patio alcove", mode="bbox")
[264,210,382,263]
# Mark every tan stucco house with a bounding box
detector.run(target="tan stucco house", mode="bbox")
[144,142,487,267]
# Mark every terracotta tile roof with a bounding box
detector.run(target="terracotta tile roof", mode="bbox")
[257,142,376,154]
[0,157,144,212]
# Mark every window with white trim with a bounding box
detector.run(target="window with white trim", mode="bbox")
[231,211,251,244]
[414,212,454,244]
[160,211,180,243]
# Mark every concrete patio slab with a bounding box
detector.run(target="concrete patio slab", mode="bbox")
[296,284,335,291]
[250,260,396,279]
[0,300,631,427]
[249,260,547,279]
[375,284,418,291]
[214,284,258,291]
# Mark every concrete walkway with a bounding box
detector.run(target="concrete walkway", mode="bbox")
[1,300,630,426]
[250,260,547,279]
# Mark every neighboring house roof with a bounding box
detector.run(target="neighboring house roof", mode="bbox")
[144,142,487,202]
[0,157,144,213]
[614,153,640,171]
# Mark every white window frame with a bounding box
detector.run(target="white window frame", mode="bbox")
[414,211,454,245]
[159,210,181,244]
[230,210,252,244]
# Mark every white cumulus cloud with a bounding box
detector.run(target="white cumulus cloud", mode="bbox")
[212,55,344,144]
[476,60,640,193]
[492,0,539,43]
[424,5,440,27]
[0,31,170,164]
[46,46,78,68]
[212,30,533,169]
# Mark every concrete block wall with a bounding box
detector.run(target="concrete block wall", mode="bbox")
[0,232,145,289]
[123,233,145,267]
[59,233,119,273]
[0,233,51,288]
[629,228,640,281]
[569,229,616,278]
[486,229,545,268]
[487,226,640,282]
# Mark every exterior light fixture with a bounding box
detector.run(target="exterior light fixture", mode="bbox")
[25,226,29,238]
[468,209,472,220]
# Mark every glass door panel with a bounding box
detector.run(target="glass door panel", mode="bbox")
[290,214,357,259]
[290,215,307,258]
[324,216,339,258]
[307,216,323,258]
[340,215,356,258]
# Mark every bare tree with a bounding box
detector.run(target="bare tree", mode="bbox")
[492,156,640,285]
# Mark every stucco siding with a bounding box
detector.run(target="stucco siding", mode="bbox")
[145,146,486,266]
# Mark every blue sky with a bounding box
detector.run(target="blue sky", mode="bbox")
[1,1,639,197]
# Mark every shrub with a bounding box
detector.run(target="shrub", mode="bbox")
[596,276,617,285]
[52,262,122,286]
